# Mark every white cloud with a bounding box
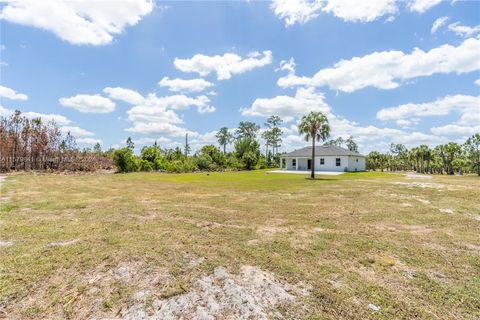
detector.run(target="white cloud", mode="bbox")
[430,124,480,136]
[59,126,94,137]
[270,0,323,26]
[241,87,330,122]
[271,0,398,26]
[0,0,154,45]
[0,85,28,100]
[322,0,397,23]
[174,51,273,80]
[158,77,214,93]
[408,0,442,13]
[0,105,72,126]
[103,87,144,105]
[143,93,214,113]
[377,95,480,139]
[475,79,480,86]
[376,94,480,123]
[77,137,102,145]
[275,58,296,74]
[431,16,449,34]
[59,94,116,113]
[447,22,480,38]
[278,38,480,92]
[126,93,215,136]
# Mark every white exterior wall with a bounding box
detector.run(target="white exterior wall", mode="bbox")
[282,155,365,172]
[347,156,366,172]
[314,155,348,172]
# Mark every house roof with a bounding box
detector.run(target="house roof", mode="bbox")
[281,145,365,157]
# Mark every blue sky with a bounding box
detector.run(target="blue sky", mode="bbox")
[1,0,479,153]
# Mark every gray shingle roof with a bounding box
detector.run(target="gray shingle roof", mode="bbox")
[282,145,365,157]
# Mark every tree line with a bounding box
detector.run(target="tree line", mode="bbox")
[0,110,113,172]
[1,110,478,176]
[112,115,285,173]
[366,135,480,176]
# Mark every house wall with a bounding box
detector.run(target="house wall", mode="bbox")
[282,155,366,171]
[347,156,366,172]
[314,155,349,172]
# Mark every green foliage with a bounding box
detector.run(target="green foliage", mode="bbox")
[235,138,261,170]
[140,146,161,163]
[113,148,138,173]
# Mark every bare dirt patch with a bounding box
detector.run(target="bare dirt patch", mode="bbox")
[0,240,13,247]
[405,174,433,179]
[48,239,80,247]
[122,265,307,320]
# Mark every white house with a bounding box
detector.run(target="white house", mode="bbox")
[279,145,366,172]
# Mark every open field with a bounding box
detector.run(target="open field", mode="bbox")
[0,171,479,319]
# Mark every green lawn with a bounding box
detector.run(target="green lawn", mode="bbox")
[0,171,479,319]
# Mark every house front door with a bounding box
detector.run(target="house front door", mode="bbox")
[307,159,312,170]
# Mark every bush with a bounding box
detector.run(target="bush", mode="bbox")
[113,148,138,173]
[234,138,260,170]
[257,158,268,169]
[141,146,160,163]
[197,154,215,170]
[139,159,154,171]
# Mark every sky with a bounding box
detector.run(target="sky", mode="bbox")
[0,0,479,154]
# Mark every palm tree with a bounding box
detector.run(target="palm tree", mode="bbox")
[215,127,233,154]
[298,111,330,179]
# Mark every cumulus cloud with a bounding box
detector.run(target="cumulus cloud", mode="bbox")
[158,77,214,93]
[126,92,215,136]
[376,94,480,124]
[322,0,397,23]
[174,51,273,80]
[431,16,449,34]
[475,79,480,86]
[278,38,480,92]
[59,94,116,113]
[377,94,480,140]
[430,124,480,137]
[270,0,323,26]
[0,0,154,45]
[241,87,330,122]
[0,85,28,100]
[103,87,144,105]
[447,22,480,38]
[77,137,103,145]
[408,0,442,13]
[0,105,71,126]
[59,126,94,137]
[271,0,398,26]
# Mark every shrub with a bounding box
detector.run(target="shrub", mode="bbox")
[139,159,154,171]
[113,148,138,173]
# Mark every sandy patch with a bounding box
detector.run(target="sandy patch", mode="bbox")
[122,265,306,320]
[417,199,431,205]
[439,208,454,214]
[400,203,413,207]
[405,174,432,179]
[48,239,80,247]
[391,182,446,189]
[0,240,13,247]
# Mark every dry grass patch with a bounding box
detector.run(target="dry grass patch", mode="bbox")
[0,171,479,319]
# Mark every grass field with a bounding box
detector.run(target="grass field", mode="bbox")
[0,171,479,319]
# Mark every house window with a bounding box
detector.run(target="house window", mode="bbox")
[356,158,358,162]
[320,158,325,165]
[336,158,341,166]
[292,159,296,167]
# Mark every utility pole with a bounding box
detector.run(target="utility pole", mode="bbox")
[184,133,190,157]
